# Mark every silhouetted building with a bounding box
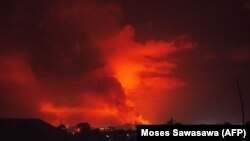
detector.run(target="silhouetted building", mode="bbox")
[0,118,72,141]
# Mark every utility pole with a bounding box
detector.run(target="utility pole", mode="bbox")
[236,78,245,125]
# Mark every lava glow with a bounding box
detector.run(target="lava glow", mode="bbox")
[96,26,195,124]
[100,26,195,92]
[0,0,196,127]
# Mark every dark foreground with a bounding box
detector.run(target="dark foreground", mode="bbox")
[0,119,136,141]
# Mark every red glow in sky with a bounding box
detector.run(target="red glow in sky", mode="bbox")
[1,0,250,126]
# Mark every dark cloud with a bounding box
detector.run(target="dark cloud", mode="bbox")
[118,0,250,124]
[0,0,149,126]
[1,0,106,79]
[1,0,250,126]
[231,46,250,61]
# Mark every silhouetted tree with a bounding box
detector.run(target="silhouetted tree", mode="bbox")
[57,124,67,131]
[76,122,90,133]
[166,118,176,125]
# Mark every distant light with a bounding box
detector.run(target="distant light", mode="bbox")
[106,135,110,138]
[99,127,111,132]
[76,128,81,132]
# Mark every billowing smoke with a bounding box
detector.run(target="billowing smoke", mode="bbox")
[0,0,196,126]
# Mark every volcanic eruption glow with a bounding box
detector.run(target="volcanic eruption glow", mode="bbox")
[0,0,199,127]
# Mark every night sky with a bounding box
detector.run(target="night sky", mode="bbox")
[1,0,250,127]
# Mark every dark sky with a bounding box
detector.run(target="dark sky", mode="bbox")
[0,0,250,126]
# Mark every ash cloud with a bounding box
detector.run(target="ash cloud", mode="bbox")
[0,0,195,126]
[0,0,143,126]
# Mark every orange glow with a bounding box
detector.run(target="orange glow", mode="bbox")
[0,1,196,127]
[99,26,191,94]
[96,25,195,123]
[40,95,149,126]
[3,0,248,127]
[37,5,195,127]
[0,24,194,127]
[113,62,142,91]
[41,102,118,117]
